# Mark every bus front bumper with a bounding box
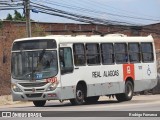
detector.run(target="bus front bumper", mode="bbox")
[11,87,62,101]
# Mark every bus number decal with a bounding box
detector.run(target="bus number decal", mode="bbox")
[46,77,57,83]
[123,64,135,80]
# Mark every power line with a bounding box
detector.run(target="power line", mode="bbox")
[1,0,160,36]
[34,0,160,22]
[30,1,139,26]
[2,0,159,26]
[33,0,142,26]
[0,0,31,37]
[74,0,160,20]
[0,7,23,10]
[0,0,23,9]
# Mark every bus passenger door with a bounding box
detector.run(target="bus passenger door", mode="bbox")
[59,47,73,75]
[59,45,75,99]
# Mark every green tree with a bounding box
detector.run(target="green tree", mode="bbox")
[6,13,13,21]
[13,10,25,21]
[5,10,34,21]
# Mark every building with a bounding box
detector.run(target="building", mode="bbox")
[0,20,160,95]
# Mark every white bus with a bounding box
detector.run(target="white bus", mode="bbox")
[11,34,157,107]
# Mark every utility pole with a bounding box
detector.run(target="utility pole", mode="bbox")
[24,0,31,37]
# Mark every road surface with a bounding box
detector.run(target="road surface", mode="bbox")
[0,95,160,119]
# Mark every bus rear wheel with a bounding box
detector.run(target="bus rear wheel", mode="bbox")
[84,96,99,104]
[33,100,46,107]
[116,81,133,102]
[70,84,85,105]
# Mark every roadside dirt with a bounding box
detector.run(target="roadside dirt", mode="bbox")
[0,95,31,107]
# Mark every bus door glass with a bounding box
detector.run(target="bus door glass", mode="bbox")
[59,47,73,74]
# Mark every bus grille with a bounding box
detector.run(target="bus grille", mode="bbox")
[19,82,48,87]
[24,88,45,92]
[26,93,42,98]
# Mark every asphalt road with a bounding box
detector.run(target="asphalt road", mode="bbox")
[0,95,160,120]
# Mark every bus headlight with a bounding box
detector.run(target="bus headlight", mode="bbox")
[11,83,22,92]
[47,82,58,91]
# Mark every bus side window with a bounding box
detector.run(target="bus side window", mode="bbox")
[73,43,86,66]
[101,43,114,64]
[59,48,73,74]
[86,43,100,65]
[128,43,141,63]
[114,43,128,64]
[141,43,154,62]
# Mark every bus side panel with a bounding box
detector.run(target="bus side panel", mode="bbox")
[134,79,157,92]
[60,65,125,100]
[60,66,104,99]
[101,64,124,95]
[100,81,125,95]
[60,74,76,99]
[134,62,157,92]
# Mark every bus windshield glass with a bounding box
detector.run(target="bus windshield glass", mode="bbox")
[11,39,58,80]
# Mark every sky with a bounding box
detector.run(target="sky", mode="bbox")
[0,0,160,25]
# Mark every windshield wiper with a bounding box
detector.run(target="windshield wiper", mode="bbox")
[39,49,46,62]
[32,49,46,80]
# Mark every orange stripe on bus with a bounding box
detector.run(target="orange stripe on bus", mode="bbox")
[123,64,135,80]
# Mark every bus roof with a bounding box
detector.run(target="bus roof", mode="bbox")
[13,34,154,44]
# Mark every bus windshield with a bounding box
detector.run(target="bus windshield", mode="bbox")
[11,50,58,80]
[11,39,58,80]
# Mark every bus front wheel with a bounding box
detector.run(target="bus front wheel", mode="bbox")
[33,100,46,107]
[116,81,133,102]
[70,84,85,105]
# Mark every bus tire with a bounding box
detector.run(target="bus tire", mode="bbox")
[84,96,99,104]
[116,81,133,102]
[70,84,85,105]
[33,100,46,107]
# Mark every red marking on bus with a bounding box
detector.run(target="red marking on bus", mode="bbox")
[123,64,135,80]
[46,77,57,83]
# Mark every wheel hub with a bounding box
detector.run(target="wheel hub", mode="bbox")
[77,90,83,100]
[127,84,132,97]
